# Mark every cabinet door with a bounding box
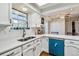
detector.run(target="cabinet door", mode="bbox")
[65,45,79,56]
[65,22,72,34]
[23,48,33,56]
[34,43,41,56]
[23,42,34,56]
[14,53,21,56]
[65,40,79,56]
[0,3,10,24]
[0,47,22,56]
[75,21,79,35]
[41,37,49,52]
[49,39,64,56]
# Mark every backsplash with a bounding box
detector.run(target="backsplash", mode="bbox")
[0,27,22,41]
[0,27,35,41]
[25,28,35,37]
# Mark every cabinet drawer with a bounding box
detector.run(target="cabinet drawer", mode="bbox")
[1,47,21,56]
[23,48,33,56]
[34,39,40,43]
[12,47,22,55]
[65,40,79,45]
[0,51,10,56]
[23,42,33,50]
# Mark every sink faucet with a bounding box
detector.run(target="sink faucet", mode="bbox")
[22,28,26,38]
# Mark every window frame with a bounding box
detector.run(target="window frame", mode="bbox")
[11,8,29,29]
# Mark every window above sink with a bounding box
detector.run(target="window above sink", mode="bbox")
[10,8,29,30]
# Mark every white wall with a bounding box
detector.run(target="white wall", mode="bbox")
[0,12,41,41]
[50,18,65,35]
[30,13,41,27]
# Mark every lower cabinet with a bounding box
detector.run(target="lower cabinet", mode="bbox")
[0,47,22,56]
[0,40,41,56]
[23,48,34,56]
[34,42,41,56]
[65,40,79,56]
[41,37,49,52]
[49,38,64,56]
[22,41,34,56]
[15,53,22,56]
[23,39,41,56]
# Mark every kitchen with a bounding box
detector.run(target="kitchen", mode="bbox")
[0,3,79,56]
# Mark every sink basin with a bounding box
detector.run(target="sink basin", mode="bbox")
[18,36,36,42]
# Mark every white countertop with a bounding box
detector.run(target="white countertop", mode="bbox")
[43,34,79,41]
[0,34,79,55]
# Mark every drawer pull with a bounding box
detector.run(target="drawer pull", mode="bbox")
[27,44,31,47]
[36,40,39,42]
[54,43,58,47]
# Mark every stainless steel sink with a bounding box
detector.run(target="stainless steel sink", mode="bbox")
[18,36,36,42]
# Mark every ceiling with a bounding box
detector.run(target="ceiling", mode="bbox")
[12,3,79,19]
[12,3,35,14]
[37,3,47,6]
[40,3,79,15]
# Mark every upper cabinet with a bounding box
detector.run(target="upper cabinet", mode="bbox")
[0,3,11,25]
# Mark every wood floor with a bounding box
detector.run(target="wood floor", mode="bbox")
[40,51,49,56]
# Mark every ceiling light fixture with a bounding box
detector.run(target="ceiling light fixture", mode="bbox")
[70,9,72,11]
[22,7,27,11]
[60,16,64,18]
[37,3,47,6]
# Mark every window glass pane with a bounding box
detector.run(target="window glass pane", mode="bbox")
[11,9,28,29]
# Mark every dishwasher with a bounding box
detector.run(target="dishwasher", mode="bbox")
[65,40,79,56]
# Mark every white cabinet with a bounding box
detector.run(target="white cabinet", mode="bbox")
[0,47,22,56]
[15,53,21,56]
[0,3,11,25]
[75,21,79,35]
[23,48,33,56]
[23,41,34,56]
[65,45,79,56]
[65,40,79,56]
[65,22,72,35]
[34,42,41,56]
[0,38,42,56]
[33,39,41,56]
[41,37,49,52]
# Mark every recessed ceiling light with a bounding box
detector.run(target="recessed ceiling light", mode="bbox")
[22,7,27,11]
[70,9,72,11]
[60,16,64,18]
[37,3,47,6]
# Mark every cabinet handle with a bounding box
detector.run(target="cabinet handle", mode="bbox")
[33,47,36,51]
[27,44,31,47]
[21,53,23,56]
[54,43,58,47]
